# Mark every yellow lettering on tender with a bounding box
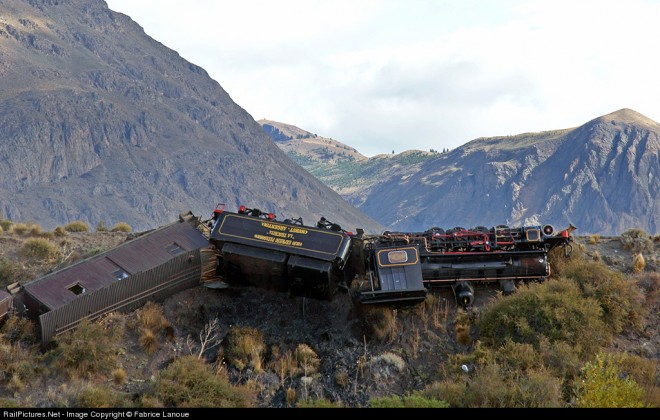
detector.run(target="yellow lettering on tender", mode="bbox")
[268,230,288,238]
[254,234,276,242]
[261,222,287,231]
[288,227,308,235]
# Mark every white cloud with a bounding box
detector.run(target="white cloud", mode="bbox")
[107,0,660,156]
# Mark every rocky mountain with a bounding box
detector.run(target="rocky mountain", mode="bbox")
[0,0,385,235]
[262,109,659,236]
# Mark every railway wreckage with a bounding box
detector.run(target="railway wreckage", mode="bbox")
[1,203,574,345]
[205,203,574,307]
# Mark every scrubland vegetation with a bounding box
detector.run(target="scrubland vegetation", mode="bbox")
[0,218,657,408]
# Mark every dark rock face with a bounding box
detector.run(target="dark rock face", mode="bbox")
[0,0,384,234]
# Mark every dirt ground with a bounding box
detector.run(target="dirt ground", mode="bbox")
[1,229,658,407]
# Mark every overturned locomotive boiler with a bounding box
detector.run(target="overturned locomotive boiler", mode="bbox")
[358,224,575,306]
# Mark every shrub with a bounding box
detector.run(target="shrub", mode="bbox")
[356,305,399,342]
[0,340,39,390]
[294,343,320,375]
[136,301,171,332]
[133,302,172,354]
[0,258,18,286]
[619,228,653,253]
[223,326,265,372]
[297,398,345,408]
[111,222,132,233]
[20,237,61,261]
[589,235,600,244]
[139,328,158,354]
[0,219,12,231]
[53,226,67,237]
[1,316,38,345]
[46,318,122,380]
[64,221,89,232]
[11,223,30,235]
[422,362,563,408]
[575,353,646,408]
[478,278,610,358]
[72,383,130,408]
[562,259,646,334]
[632,253,646,274]
[28,224,42,236]
[96,220,108,232]
[153,355,256,407]
[111,368,127,385]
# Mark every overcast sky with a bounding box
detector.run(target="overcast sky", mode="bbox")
[106,0,660,157]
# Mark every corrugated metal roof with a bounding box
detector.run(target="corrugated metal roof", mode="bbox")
[23,220,209,311]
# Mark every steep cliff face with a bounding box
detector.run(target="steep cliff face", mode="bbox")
[0,0,384,234]
[265,109,659,235]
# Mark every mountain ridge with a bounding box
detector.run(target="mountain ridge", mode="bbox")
[0,0,385,235]
[262,108,659,235]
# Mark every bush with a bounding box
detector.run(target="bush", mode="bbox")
[11,223,30,235]
[294,343,320,375]
[0,340,39,390]
[46,318,122,380]
[369,393,449,408]
[64,221,89,232]
[620,229,653,253]
[53,226,68,237]
[356,305,399,342]
[95,220,108,232]
[223,326,265,372]
[422,361,563,408]
[561,259,646,334]
[153,355,256,407]
[132,302,173,354]
[111,222,132,233]
[0,219,12,231]
[1,316,38,345]
[575,353,646,408]
[478,278,610,358]
[297,398,345,408]
[20,237,61,261]
[0,258,18,286]
[72,383,131,408]
[632,253,646,274]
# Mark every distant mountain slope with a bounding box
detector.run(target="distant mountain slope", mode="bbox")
[0,0,384,234]
[262,109,659,235]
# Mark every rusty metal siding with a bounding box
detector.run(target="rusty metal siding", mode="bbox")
[23,221,208,312]
[0,290,11,323]
[39,250,201,345]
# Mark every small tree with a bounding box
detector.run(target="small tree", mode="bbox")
[576,353,646,408]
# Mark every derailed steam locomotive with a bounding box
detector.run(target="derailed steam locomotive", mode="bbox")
[206,204,575,307]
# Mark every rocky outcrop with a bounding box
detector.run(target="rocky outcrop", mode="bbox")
[0,0,384,234]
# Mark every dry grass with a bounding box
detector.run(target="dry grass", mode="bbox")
[64,221,89,232]
[111,222,132,233]
[632,253,646,274]
[111,368,127,385]
[20,237,61,261]
[223,326,265,372]
[294,343,320,375]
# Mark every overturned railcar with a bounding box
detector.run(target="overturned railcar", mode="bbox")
[359,224,574,306]
[208,205,362,300]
